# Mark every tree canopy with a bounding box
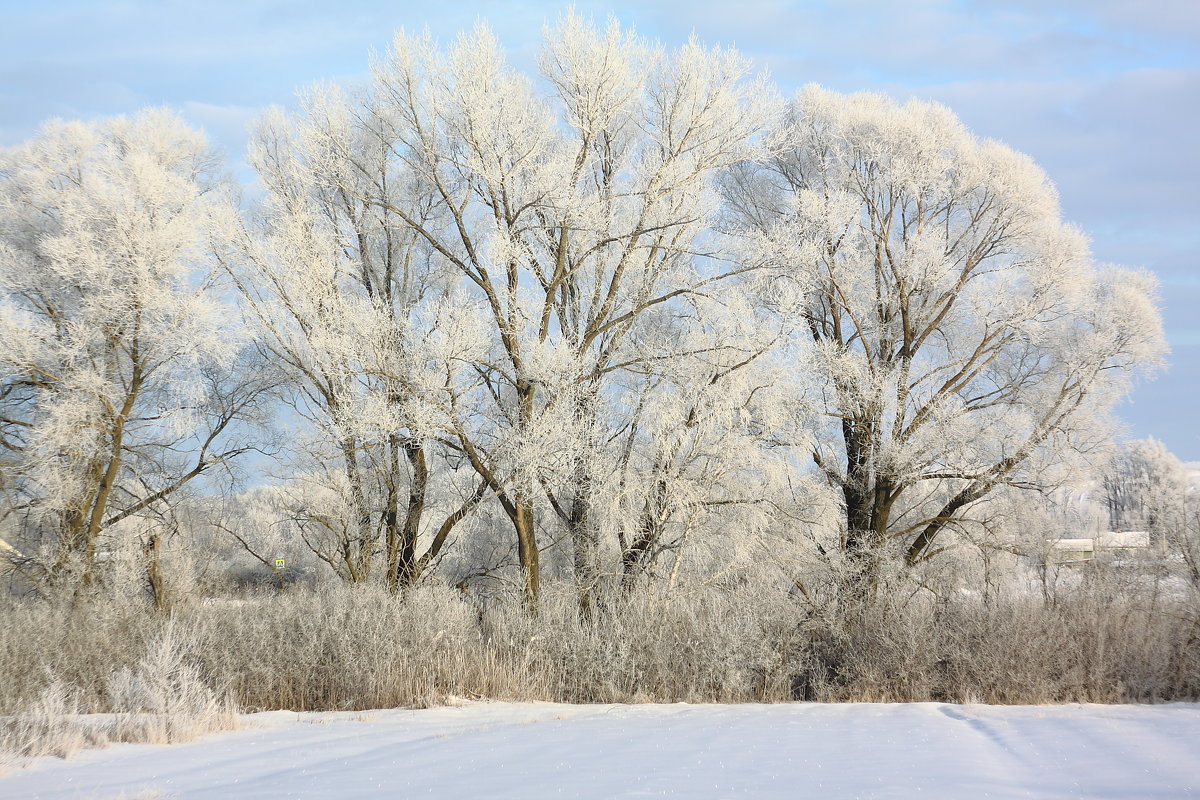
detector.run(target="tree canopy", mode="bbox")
[0,17,1169,604]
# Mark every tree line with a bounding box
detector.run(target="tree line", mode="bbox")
[0,15,1171,611]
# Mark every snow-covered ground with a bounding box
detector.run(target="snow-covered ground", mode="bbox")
[4,701,1200,799]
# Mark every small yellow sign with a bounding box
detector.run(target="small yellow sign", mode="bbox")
[273,558,286,570]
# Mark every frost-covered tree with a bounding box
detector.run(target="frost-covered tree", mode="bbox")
[1101,438,1188,534]
[723,86,1166,586]
[0,110,256,589]
[1101,438,1200,583]
[279,14,781,605]
[230,98,487,589]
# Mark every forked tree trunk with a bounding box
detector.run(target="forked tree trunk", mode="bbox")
[77,373,142,590]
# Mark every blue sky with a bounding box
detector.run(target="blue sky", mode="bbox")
[2,0,1198,458]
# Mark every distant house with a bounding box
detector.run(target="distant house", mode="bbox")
[1047,531,1153,564]
[1049,538,1096,563]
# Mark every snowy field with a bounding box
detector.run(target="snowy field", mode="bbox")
[4,701,1200,799]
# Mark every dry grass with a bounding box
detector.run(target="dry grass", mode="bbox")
[790,586,1200,703]
[1,568,1197,774]
[0,680,106,773]
[5,579,1199,712]
[0,624,237,773]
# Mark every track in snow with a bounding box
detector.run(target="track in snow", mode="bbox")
[5,701,1200,799]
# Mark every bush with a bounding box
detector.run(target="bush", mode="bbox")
[0,624,237,773]
[0,569,1196,752]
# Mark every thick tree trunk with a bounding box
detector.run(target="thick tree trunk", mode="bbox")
[514,498,539,608]
[839,416,893,598]
[395,437,427,590]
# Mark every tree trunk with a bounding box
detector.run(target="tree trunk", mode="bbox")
[567,475,599,619]
[513,380,540,608]
[78,376,142,589]
[383,436,402,593]
[839,416,891,598]
[514,498,539,608]
[622,473,669,590]
[144,531,168,613]
[341,436,374,582]
[396,437,427,590]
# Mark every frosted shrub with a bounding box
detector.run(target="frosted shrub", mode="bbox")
[1,571,1197,726]
[105,624,237,744]
[0,680,104,773]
